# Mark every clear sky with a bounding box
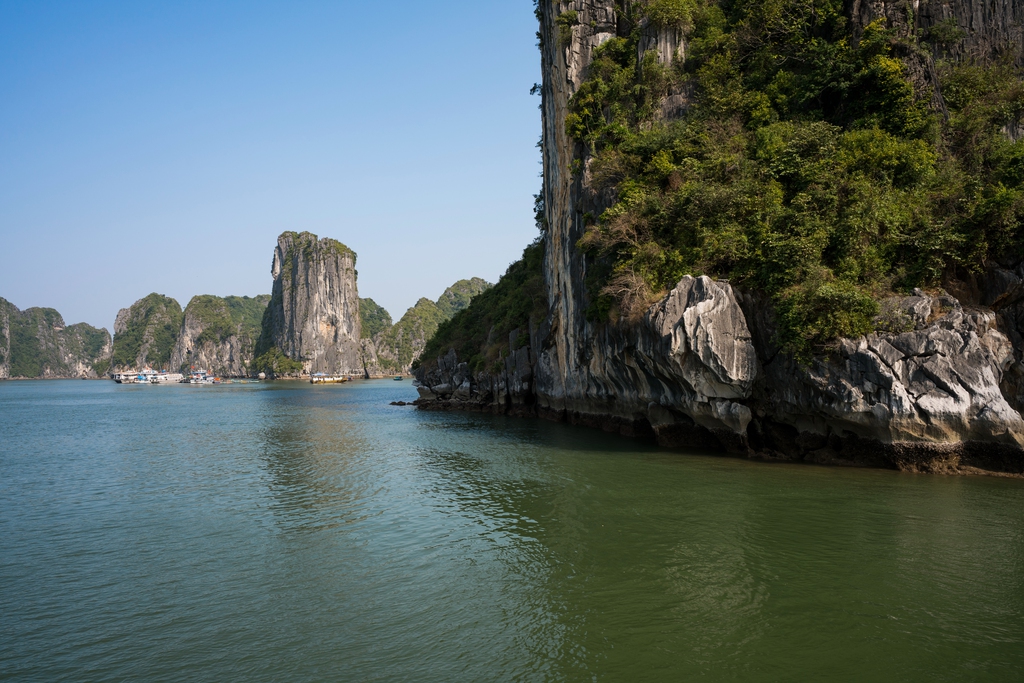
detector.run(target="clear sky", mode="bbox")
[0,0,542,330]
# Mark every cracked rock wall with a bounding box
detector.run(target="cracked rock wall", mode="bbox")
[264,232,363,375]
[415,1,1024,474]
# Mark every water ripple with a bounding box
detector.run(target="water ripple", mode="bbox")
[1,380,1022,681]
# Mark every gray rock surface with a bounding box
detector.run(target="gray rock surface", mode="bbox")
[170,295,269,377]
[417,276,759,437]
[754,293,1024,449]
[417,277,1024,472]
[413,1,1024,475]
[914,0,1024,68]
[0,296,112,379]
[982,263,1024,413]
[261,231,362,375]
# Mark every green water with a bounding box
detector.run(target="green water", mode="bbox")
[1,380,1022,681]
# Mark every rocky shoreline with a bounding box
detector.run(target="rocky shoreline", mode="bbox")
[414,274,1024,477]
[412,0,1024,477]
[417,391,1024,477]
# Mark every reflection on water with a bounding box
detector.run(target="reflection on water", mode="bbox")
[254,388,377,534]
[1,380,1023,682]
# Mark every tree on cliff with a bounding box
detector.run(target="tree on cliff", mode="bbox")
[111,293,182,371]
[563,0,1024,355]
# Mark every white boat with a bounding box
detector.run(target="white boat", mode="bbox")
[112,369,181,384]
[184,369,222,384]
[150,372,184,384]
[310,374,348,384]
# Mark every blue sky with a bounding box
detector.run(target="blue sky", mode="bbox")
[0,0,542,330]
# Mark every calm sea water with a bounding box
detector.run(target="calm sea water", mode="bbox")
[1,380,1023,682]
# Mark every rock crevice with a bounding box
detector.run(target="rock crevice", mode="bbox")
[414,1,1024,475]
[258,232,362,375]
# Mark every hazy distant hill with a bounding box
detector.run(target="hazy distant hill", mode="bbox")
[363,278,490,374]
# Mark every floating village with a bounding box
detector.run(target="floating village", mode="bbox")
[112,369,255,385]
[111,369,366,385]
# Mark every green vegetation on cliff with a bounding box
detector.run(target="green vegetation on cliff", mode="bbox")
[377,298,447,371]
[112,293,182,370]
[67,323,113,376]
[280,231,356,266]
[0,297,111,377]
[435,278,491,319]
[9,307,64,378]
[250,345,304,376]
[370,278,493,371]
[416,241,547,372]
[186,294,270,347]
[566,0,1024,354]
[359,298,392,339]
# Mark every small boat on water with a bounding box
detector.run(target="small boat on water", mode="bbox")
[112,370,183,384]
[394,376,402,381]
[112,367,246,386]
[310,373,348,384]
[150,372,184,384]
[184,370,221,384]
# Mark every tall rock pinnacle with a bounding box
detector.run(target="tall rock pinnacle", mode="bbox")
[256,231,362,375]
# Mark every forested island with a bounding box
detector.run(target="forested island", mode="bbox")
[0,231,490,380]
[0,298,112,379]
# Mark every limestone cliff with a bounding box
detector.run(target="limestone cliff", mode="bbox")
[170,295,269,376]
[112,293,183,371]
[885,0,1024,67]
[254,231,362,376]
[414,1,1024,476]
[361,298,444,375]
[0,297,112,379]
[417,271,1024,473]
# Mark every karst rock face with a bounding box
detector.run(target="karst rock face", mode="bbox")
[360,279,492,377]
[264,231,362,375]
[413,1,1024,475]
[111,294,182,371]
[169,295,269,377]
[0,297,112,379]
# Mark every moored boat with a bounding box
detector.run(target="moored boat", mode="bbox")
[184,369,216,384]
[310,374,348,384]
[112,369,183,384]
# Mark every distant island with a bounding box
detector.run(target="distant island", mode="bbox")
[0,299,112,379]
[0,230,490,380]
